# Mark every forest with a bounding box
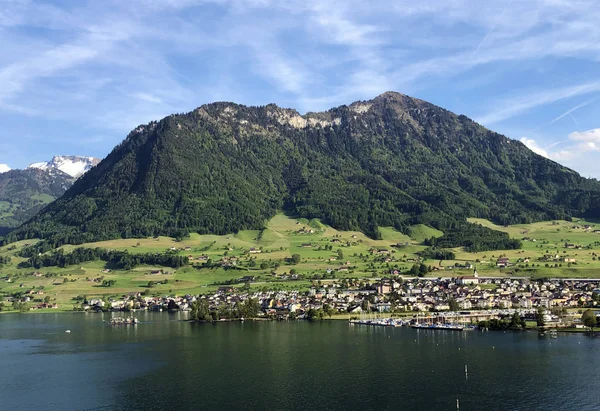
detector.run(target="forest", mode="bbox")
[18,247,189,270]
[3,92,599,252]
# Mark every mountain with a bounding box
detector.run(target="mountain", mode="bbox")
[28,155,100,178]
[6,92,600,251]
[0,156,99,235]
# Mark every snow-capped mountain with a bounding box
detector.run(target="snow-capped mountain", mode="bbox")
[0,164,10,173]
[27,155,100,178]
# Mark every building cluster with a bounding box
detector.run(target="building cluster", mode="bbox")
[76,276,600,323]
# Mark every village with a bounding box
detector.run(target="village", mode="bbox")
[54,272,599,328]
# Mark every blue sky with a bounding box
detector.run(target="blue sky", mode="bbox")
[1,0,599,177]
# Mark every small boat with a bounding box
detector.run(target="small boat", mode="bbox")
[65,330,71,333]
[107,317,140,326]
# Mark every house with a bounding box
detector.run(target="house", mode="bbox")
[376,283,392,294]
[375,303,392,312]
[496,257,510,268]
[150,270,162,275]
[457,276,479,285]
[337,266,350,272]
[217,286,234,294]
[249,248,262,254]
[563,258,577,263]
[301,243,312,248]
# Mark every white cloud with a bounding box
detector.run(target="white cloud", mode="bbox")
[521,127,600,175]
[132,92,164,104]
[520,137,549,158]
[0,164,11,173]
[569,128,600,143]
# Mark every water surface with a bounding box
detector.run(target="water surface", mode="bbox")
[1,312,598,410]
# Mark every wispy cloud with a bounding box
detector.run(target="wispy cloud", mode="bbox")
[549,98,596,125]
[477,82,600,125]
[0,0,600,175]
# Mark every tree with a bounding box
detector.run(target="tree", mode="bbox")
[260,262,268,270]
[448,298,459,312]
[582,309,597,330]
[291,254,301,264]
[306,308,325,321]
[508,312,526,330]
[337,249,344,260]
[536,307,546,328]
[191,299,211,322]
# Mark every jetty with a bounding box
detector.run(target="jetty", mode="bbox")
[349,318,407,327]
[411,323,467,331]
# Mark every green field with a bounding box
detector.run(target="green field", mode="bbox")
[2,215,600,312]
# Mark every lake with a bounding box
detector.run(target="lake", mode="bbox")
[1,312,598,410]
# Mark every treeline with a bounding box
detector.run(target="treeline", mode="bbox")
[418,247,455,260]
[424,221,521,252]
[190,298,261,322]
[478,313,526,331]
[18,247,188,270]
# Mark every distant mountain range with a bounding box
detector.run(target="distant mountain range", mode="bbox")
[27,155,100,178]
[0,156,99,235]
[6,91,600,252]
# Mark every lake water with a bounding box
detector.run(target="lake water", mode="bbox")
[1,312,599,410]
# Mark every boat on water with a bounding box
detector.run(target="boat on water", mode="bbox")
[411,323,465,331]
[349,318,407,327]
[107,317,140,325]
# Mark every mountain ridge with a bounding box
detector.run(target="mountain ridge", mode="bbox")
[0,155,100,235]
[5,92,600,250]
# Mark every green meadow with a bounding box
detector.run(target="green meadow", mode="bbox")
[2,214,600,311]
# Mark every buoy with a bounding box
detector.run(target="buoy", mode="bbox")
[65,330,71,333]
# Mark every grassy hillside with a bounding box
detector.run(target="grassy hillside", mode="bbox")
[2,215,600,312]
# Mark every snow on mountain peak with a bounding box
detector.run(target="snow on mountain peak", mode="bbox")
[0,164,10,173]
[27,155,100,178]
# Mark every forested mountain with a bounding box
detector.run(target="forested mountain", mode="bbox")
[0,156,99,235]
[5,92,600,250]
[0,169,72,235]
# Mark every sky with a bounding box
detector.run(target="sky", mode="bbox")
[0,0,599,178]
